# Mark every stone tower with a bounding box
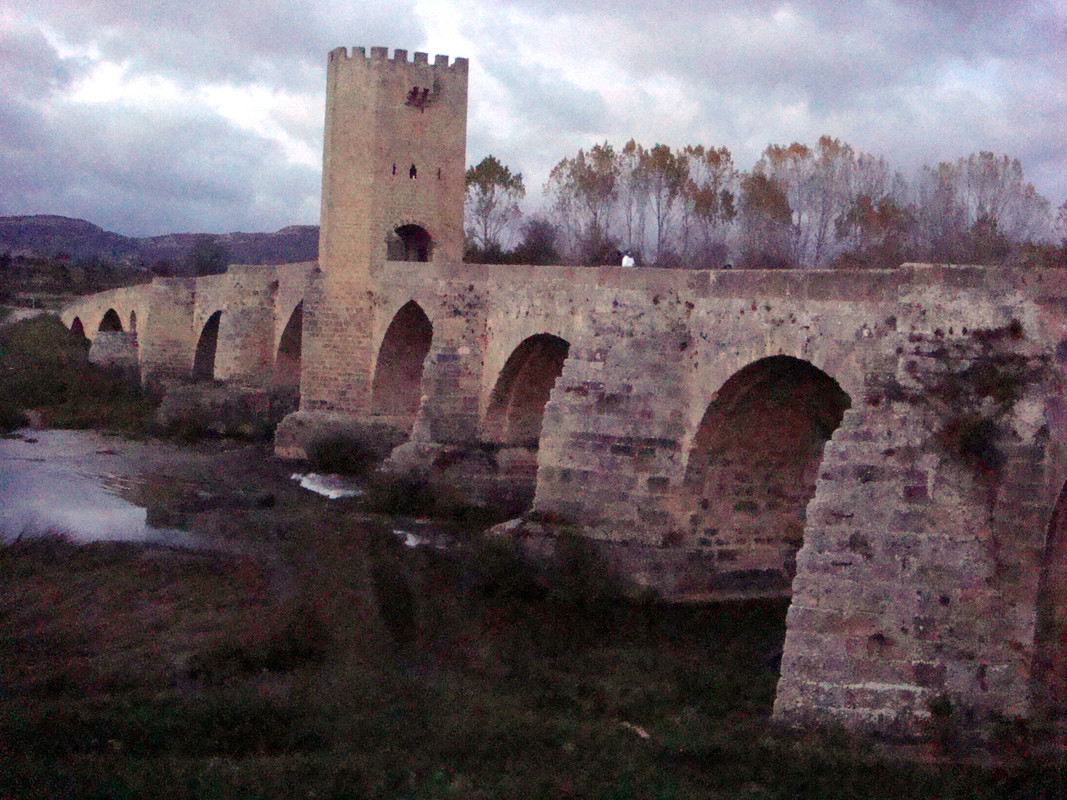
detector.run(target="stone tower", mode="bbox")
[302,46,469,414]
[319,45,469,278]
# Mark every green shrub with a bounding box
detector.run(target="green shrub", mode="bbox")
[0,315,153,434]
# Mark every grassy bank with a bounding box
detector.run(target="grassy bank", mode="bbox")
[1,508,1064,798]
[0,314,153,434]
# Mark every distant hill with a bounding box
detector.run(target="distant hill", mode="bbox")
[0,215,320,306]
[0,216,139,263]
[0,215,319,269]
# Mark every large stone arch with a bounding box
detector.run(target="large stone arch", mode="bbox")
[680,312,873,469]
[273,301,303,401]
[480,316,582,420]
[676,355,851,599]
[484,333,571,447]
[370,300,433,422]
[478,332,572,514]
[192,310,222,381]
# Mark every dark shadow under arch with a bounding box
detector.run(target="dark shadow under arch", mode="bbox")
[682,355,851,597]
[99,308,123,332]
[192,311,222,382]
[274,301,303,396]
[387,224,433,262]
[129,310,137,334]
[371,301,433,421]
[71,318,86,338]
[485,334,571,448]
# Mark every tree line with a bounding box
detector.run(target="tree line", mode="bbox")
[465,139,1066,269]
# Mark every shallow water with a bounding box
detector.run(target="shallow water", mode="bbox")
[0,430,206,548]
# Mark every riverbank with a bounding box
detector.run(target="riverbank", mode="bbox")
[2,431,1064,798]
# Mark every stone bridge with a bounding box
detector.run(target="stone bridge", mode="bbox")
[63,257,1067,735]
[59,44,1067,738]
[62,262,315,397]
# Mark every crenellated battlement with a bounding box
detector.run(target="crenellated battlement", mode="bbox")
[327,45,468,73]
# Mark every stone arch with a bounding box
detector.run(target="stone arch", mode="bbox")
[129,310,137,334]
[70,317,86,338]
[484,334,571,448]
[387,223,433,262]
[99,308,123,332]
[680,355,851,597]
[273,301,303,399]
[1033,479,1067,719]
[192,310,222,382]
[371,300,433,420]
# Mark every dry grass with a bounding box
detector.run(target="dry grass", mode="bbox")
[1,515,1063,798]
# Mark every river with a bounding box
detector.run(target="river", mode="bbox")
[0,429,212,547]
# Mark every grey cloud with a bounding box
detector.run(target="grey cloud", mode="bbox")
[0,101,320,236]
[0,27,82,100]
[3,0,1062,239]
[30,0,425,90]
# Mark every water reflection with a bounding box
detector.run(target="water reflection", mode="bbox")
[0,430,204,548]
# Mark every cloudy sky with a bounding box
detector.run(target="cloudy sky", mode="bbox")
[1,0,1064,237]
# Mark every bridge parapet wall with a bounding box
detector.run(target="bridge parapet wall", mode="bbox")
[61,284,152,342]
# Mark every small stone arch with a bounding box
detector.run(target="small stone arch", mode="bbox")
[484,334,571,448]
[371,300,433,421]
[70,317,86,338]
[129,310,137,334]
[274,301,303,401]
[99,308,123,332]
[192,310,222,382]
[386,224,433,262]
[679,355,851,597]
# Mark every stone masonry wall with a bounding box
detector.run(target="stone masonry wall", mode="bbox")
[774,270,1061,733]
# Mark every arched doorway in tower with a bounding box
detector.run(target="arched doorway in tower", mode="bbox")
[371,301,433,424]
[682,355,851,598]
[273,301,303,410]
[485,334,571,447]
[386,224,433,262]
[1033,481,1067,720]
[99,308,123,332]
[192,311,222,381]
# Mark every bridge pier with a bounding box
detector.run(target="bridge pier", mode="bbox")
[775,318,1058,735]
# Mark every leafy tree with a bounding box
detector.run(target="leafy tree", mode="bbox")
[755,142,812,265]
[464,155,526,253]
[509,218,561,266]
[834,194,915,269]
[185,237,230,276]
[683,144,738,269]
[739,172,793,269]
[546,142,618,264]
[616,139,649,259]
[637,143,689,265]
